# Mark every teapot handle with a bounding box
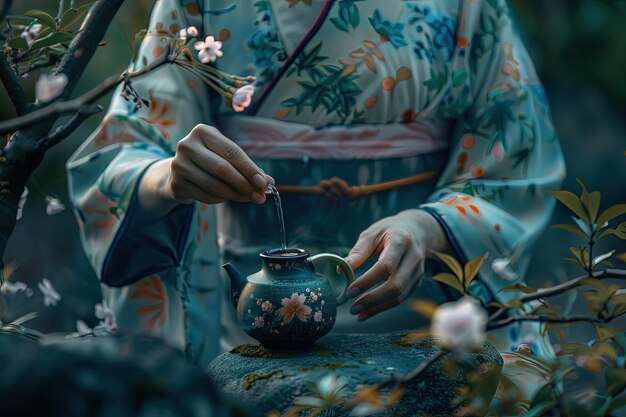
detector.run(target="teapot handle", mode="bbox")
[308,253,355,305]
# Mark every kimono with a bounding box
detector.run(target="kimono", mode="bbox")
[67,0,565,368]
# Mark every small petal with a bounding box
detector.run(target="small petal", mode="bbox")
[45,196,65,215]
[16,187,29,220]
[36,74,68,103]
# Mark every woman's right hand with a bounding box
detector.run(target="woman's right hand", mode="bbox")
[138,124,272,219]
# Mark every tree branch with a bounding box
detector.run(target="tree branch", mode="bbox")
[0,52,30,116]
[0,53,170,135]
[377,349,446,389]
[38,104,102,150]
[487,314,612,330]
[489,268,626,321]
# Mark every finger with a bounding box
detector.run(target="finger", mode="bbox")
[171,177,229,204]
[188,149,266,204]
[345,229,379,271]
[346,237,405,299]
[351,252,424,319]
[193,125,268,191]
[182,162,251,203]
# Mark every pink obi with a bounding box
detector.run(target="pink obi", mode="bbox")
[216,116,450,160]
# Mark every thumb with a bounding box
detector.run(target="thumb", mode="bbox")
[345,231,376,270]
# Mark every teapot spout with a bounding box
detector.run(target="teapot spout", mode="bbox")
[222,262,247,307]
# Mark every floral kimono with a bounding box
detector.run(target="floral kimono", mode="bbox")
[67,0,565,368]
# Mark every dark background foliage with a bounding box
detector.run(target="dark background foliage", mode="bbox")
[1,0,625,344]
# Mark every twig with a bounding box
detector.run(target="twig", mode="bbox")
[0,52,30,115]
[489,269,626,321]
[38,104,102,150]
[377,349,446,389]
[487,314,613,330]
[0,52,170,135]
[56,0,65,20]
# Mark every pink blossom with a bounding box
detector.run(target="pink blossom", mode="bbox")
[178,26,198,40]
[194,35,223,63]
[431,297,487,355]
[279,292,311,324]
[45,196,65,215]
[36,73,68,103]
[261,300,274,313]
[254,316,265,328]
[20,23,42,47]
[1,281,29,295]
[314,311,322,322]
[231,85,255,112]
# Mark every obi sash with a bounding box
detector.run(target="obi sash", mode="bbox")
[216,115,451,160]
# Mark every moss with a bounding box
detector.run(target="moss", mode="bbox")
[231,344,297,359]
[313,348,337,357]
[242,369,284,390]
[298,361,359,372]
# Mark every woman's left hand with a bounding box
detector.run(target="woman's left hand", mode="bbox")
[345,209,450,322]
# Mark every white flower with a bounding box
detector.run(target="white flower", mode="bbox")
[231,85,255,112]
[491,257,517,281]
[254,316,265,328]
[0,280,29,295]
[38,278,61,307]
[194,35,223,63]
[16,187,28,220]
[45,196,65,215]
[178,26,199,40]
[431,297,487,354]
[95,301,117,331]
[36,73,68,103]
[20,23,42,47]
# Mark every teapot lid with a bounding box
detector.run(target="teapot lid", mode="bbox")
[260,248,309,262]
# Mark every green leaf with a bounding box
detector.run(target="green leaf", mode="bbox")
[617,252,626,263]
[24,9,57,29]
[7,37,29,50]
[452,69,467,88]
[613,222,626,239]
[610,293,626,317]
[608,396,626,413]
[581,290,606,317]
[59,3,95,29]
[463,253,488,290]
[551,223,589,240]
[581,190,601,224]
[430,250,463,280]
[595,325,620,341]
[432,273,465,295]
[546,190,589,224]
[30,31,75,51]
[330,17,349,32]
[579,278,607,295]
[596,204,626,228]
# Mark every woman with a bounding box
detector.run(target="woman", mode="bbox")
[68,0,565,367]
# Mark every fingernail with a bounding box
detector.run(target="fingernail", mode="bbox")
[251,191,265,204]
[350,304,364,315]
[347,287,361,299]
[344,257,352,265]
[252,174,267,189]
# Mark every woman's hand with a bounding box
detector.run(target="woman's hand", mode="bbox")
[138,124,272,221]
[345,209,450,322]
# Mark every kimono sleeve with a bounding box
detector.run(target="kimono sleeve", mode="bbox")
[419,0,566,303]
[67,0,210,286]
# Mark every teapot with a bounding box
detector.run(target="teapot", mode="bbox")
[222,248,355,349]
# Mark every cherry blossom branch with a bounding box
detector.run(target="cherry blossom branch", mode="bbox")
[0,50,30,116]
[0,52,170,136]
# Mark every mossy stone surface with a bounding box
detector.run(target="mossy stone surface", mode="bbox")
[206,333,503,417]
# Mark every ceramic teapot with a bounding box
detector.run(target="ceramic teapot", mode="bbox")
[222,248,355,349]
